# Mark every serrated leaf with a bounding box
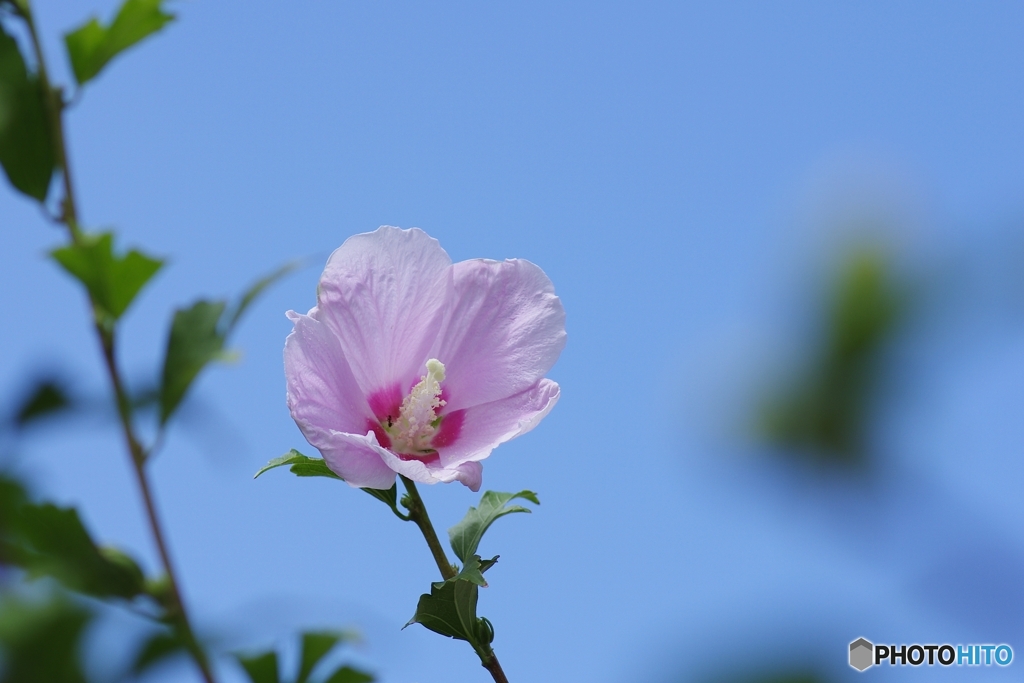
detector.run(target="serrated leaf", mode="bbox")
[235,650,279,683]
[256,450,406,519]
[51,232,163,321]
[297,631,347,683]
[406,556,496,655]
[64,0,174,86]
[0,23,55,201]
[405,575,481,644]
[254,450,339,480]
[448,490,539,563]
[323,666,374,683]
[431,554,497,590]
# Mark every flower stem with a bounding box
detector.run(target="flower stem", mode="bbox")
[399,476,455,580]
[398,476,511,683]
[22,6,215,683]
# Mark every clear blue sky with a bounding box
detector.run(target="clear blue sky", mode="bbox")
[2,2,1024,681]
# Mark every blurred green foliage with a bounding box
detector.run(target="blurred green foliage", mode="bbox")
[64,0,174,87]
[51,232,164,325]
[0,594,92,683]
[235,631,374,683]
[758,247,906,465]
[0,21,55,201]
[12,378,70,427]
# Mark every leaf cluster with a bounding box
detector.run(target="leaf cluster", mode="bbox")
[236,631,373,683]
[0,474,192,676]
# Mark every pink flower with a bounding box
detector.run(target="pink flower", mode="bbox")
[284,227,566,491]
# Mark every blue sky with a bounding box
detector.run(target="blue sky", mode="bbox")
[3,1,1024,681]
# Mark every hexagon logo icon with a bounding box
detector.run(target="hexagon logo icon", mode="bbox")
[850,638,874,671]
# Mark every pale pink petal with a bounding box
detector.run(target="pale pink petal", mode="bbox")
[285,312,374,435]
[453,461,483,492]
[434,259,566,411]
[320,430,397,490]
[315,226,453,401]
[436,379,560,468]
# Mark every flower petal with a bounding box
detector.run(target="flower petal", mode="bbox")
[437,379,560,468]
[435,258,566,411]
[453,461,483,492]
[285,311,374,435]
[315,226,453,400]
[320,430,397,490]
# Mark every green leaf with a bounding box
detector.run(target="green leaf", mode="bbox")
[223,261,299,335]
[14,503,146,599]
[0,596,91,683]
[432,554,497,590]
[255,450,406,520]
[0,23,55,201]
[297,631,349,683]
[359,483,406,519]
[254,449,340,480]
[323,666,374,683]
[159,263,293,425]
[235,650,279,683]
[132,629,187,674]
[406,557,496,655]
[64,0,175,86]
[405,576,480,643]
[159,299,226,424]
[448,490,539,563]
[51,232,163,321]
[14,378,70,426]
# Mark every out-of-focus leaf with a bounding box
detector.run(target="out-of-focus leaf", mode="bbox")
[235,650,279,683]
[159,299,226,424]
[132,629,187,674]
[0,596,91,683]
[236,632,371,683]
[0,475,28,564]
[160,263,293,425]
[15,503,146,599]
[13,379,70,426]
[64,0,174,86]
[448,490,539,563]
[297,631,355,683]
[256,450,405,519]
[758,247,906,464]
[0,23,55,201]
[405,557,494,654]
[51,232,163,321]
[223,261,298,334]
[323,666,374,683]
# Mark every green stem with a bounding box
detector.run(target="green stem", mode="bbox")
[398,476,511,683]
[21,6,215,683]
[399,476,455,580]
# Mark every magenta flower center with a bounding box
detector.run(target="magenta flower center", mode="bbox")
[385,359,447,457]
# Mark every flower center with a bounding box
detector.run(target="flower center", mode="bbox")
[386,359,447,456]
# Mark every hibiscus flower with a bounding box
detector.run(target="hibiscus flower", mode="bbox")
[284,226,566,491]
